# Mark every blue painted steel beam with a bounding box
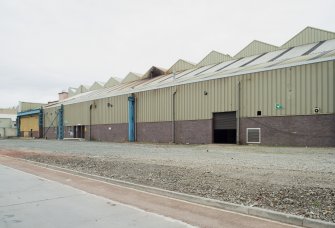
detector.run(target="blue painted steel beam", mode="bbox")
[38,109,43,138]
[128,96,135,142]
[57,105,64,140]
[17,109,41,117]
[16,117,20,137]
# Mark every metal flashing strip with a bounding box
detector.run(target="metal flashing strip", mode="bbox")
[240,53,267,67]
[308,50,333,61]
[194,62,222,76]
[269,47,294,62]
[171,67,198,79]
[302,40,326,56]
[174,65,211,80]
[266,59,289,68]
[215,58,243,72]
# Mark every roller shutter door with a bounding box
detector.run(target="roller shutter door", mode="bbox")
[213,112,236,130]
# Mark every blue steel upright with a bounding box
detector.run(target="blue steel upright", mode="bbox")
[16,117,20,137]
[128,96,135,142]
[38,109,43,138]
[57,105,64,140]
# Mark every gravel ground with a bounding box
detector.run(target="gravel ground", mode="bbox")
[0,139,334,222]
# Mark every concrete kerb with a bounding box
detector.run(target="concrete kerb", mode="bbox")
[302,218,335,228]
[5,156,335,228]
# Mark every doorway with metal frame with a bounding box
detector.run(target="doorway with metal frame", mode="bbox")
[213,111,237,144]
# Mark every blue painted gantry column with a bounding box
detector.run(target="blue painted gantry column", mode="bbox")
[128,95,135,142]
[16,116,20,137]
[57,105,64,140]
[38,109,43,138]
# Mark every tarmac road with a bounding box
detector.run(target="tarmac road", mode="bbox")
[0,164,192,228]
[0,155,297,228]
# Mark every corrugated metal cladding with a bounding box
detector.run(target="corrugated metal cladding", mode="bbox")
[137,60,334,121]
[104,77,120,88]
[197,51,232,68]
[167,60,195,74]
[19,102,44,112]
[175,77,238,120]
[44,106,58,127]
[43,60,334,125]
[90,95,128,125]
[122,73,141,83]
[240,60,334,117]
[136,87,174,122]
[115,75,233,122]
[89,82,104,91]
[234,40,278,59]
[282,27,335,49]
[64,102,90,125]
[60,95,128,126]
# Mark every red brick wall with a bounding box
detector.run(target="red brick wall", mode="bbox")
[239,114,335,147]
[175,119,212,144]
[90,124,128,142]
[43,127,57,139]
[136,122,173,143]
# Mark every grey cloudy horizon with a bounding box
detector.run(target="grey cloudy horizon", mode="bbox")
[1,0,335,108]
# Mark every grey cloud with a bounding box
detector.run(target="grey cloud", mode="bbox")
[0,0,335,108]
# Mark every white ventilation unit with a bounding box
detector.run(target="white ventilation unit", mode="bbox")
[247,128,261,143]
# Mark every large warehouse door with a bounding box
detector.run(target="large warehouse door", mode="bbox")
[20,115,39,137]
[213,112,237,144]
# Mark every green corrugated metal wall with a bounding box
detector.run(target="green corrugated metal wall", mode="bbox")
[43,60,334,126]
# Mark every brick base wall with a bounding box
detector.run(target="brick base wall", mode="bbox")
[42,115,334,147]
[239,114,335,147]
[67,119,213,144]
[137,122,173,143]
[90,123,128,142]
[20,131,39,138]
[175,119,212,144]
[136,120,212,144]
[43,127,57,139]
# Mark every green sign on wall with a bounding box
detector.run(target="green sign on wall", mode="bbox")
[275,103,283,110]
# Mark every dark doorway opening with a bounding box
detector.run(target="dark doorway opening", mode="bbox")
[213,112,237,144]
[74,125,85,139]
[213,129,236,144]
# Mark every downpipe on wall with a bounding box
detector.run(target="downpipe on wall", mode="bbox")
[236,80,241,144]
[89,102,97,141]
[89,104,92,141]
[134,95,137,142]
[172,88,177,143]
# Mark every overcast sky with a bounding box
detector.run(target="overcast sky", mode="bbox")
[1,0,335,108]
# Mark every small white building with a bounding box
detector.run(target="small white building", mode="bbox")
[0,114,17,138]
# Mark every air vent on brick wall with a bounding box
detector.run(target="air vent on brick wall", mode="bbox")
[247,128,261,143]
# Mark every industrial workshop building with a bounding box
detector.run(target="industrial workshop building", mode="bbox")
[41,27,335,147]
[16,102,44,138]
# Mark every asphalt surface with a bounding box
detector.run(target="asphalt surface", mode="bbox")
[0,164,192,228]
[0,139,334,222]
[0,156,298,228]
